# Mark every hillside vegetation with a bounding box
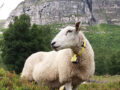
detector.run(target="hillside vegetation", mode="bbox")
[85,24,120,75]
[0,68,50,89]
[0,68,119,90]
[0,14,120,89]
[0,21,120,74]
[0,22,120,74]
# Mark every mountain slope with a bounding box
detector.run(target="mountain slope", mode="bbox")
[4,0,120,27]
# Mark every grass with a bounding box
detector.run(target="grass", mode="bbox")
[0,68,119,90]
[84,23,120,75]
[0,34,3,40]
[85,23,120,50]
[79,75,120,90]
[79,81,120,90]
[0,68,50,90]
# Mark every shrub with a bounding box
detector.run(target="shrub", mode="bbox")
[1,14,57,73]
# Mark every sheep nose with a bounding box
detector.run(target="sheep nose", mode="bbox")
[51,42,56,47]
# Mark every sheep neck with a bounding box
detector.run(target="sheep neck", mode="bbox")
[72,32,84,55]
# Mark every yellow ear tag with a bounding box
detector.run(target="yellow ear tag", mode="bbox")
[71,53,77,62]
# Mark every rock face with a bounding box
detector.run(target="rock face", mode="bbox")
[4,0,120,27]
[92,0,120,25]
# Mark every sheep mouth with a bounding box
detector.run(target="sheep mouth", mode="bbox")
[52,46,60,51]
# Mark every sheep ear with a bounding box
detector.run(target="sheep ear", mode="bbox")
[75,22,81,31]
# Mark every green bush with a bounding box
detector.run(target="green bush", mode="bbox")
[1,14,58,73]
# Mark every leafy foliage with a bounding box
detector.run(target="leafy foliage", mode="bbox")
[1,14,58,73]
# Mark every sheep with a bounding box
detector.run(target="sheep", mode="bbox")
[21,22,95,90]
[21,52,45,81]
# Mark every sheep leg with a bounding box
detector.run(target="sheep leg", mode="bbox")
[64,82,72,90]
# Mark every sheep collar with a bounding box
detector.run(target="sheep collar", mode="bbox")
[71,40,86,63]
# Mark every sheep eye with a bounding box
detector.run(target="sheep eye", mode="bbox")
[66,30,73,35]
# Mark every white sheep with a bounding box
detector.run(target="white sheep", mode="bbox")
[21,52,45,81]
[21,22,95,90]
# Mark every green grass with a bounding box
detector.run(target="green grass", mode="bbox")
[0,34,3,40]
[79,81,120,90]
[0,68,120,90]
[0,27,6,32]
[85,23,120,50]
[0,28,4,32]
[0,68,50,90]
[85,24,120,55]
[79,75,120,90]
[84,23,120,75]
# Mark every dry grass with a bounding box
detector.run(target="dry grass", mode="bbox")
[0,68,119,90]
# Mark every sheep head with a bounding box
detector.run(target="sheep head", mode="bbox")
[51,22,82,51]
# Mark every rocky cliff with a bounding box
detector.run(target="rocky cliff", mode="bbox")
[4,0,120,27]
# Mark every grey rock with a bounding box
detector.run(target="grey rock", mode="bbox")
[4,0,120,28]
